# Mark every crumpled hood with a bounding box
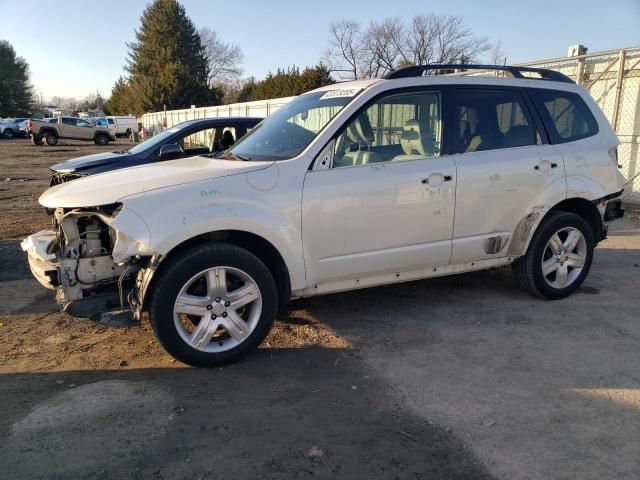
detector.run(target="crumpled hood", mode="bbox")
[40,155,272,208]
[50,151,125,172]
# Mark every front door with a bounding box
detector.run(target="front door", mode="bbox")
[75,118,95,139]
[302,88,456,286]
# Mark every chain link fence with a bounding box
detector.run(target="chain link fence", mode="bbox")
[140,47,640,204]
[515,47,640,204]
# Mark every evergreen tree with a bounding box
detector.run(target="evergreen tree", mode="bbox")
[104,77,133,115]
[239,64,334,102]
[120,0,221,114]
[0,40,33,117]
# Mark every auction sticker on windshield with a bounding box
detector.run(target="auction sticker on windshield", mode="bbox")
[320,88,362,99]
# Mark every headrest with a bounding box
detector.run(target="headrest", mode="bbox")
[401,119,435,156]
[347,114,374,145]
[353,114,374,143]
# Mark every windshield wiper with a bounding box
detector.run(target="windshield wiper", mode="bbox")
[219,152,251,161]
[113,149,131,155]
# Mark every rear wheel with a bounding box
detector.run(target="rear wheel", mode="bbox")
[31,134,43,146]
[512,211,594,299]
[94,133,108,145]
[3,128,14,139]
[45,132,58,146]
[149,243,278,367]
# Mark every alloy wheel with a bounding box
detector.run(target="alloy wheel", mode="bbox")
[541,227,587,289]
[173,266,262,352]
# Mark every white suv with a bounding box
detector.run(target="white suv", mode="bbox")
[22,65,626,367]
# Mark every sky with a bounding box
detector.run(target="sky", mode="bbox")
[1,0,639,102]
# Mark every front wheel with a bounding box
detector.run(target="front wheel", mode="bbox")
[31,134,43,146]
[149,243,278,367]
[512,211,594,299]
[3,128,14,138]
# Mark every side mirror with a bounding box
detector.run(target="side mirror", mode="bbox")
[159,143,182,159]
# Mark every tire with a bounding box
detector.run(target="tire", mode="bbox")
[149,243,278,367]
[31,134,43,146]
[45,132,58,146]
[3,128,14,139]
[94,133,108,145]
[512,211,594,299]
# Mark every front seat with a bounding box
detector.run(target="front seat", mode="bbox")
[221,130,235,149]
[393,119,438,161]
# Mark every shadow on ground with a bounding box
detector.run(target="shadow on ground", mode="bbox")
[0,348,492,480]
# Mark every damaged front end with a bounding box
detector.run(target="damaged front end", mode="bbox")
[21,203,156,327]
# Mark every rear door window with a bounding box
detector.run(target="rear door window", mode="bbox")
[453,89,537,154]
[530,89,598,143]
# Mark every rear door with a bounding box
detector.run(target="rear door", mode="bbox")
[451,87,565,263]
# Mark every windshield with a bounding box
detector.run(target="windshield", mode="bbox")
[127,126,181,154]
[227,90,355,161]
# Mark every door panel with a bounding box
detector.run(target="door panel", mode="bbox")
[452,145,564,262]
[302,157,456,285]
[450,87,565,263]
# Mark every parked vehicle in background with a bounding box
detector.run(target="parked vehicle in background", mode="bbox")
[18,119,29,137]
[94,116,117,139]
[48,117,262,184]
[1,117,29,138]
[22,65,625,367]
[29,116,116,146]
[107,116,138,137]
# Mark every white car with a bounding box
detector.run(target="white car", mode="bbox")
[22,65,626,367]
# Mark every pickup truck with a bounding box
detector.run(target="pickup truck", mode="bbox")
[29,117,116,146]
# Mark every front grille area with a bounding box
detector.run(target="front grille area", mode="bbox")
[50,172,85,186]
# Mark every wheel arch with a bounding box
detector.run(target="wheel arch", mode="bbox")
[142,230,292,312]
[40,127,57,137]
[548,198,604,242]
[509,196,604,256]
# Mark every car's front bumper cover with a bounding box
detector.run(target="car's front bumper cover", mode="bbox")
[20,230,60,290]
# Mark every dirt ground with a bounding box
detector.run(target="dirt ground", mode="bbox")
[0,137,639,479]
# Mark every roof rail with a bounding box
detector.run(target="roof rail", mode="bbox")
[383,64,574,83]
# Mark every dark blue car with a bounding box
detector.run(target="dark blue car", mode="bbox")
[50,117,263,184]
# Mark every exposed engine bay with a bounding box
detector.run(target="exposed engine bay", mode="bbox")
[21,204,155,326]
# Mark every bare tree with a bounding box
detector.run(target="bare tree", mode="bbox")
[198,27,243,85]
[325,14,490,78]
[361,17,406,78]
[324,20,362,79]
[488,39,507,65]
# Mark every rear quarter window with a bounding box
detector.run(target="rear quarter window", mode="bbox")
[530,89,598,144]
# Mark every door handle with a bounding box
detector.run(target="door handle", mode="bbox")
[534,161,559,171]
[422,175,453,184]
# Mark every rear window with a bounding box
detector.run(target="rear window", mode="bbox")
[531,89,598,144]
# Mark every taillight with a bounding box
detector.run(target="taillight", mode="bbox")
[608,147,621,168]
